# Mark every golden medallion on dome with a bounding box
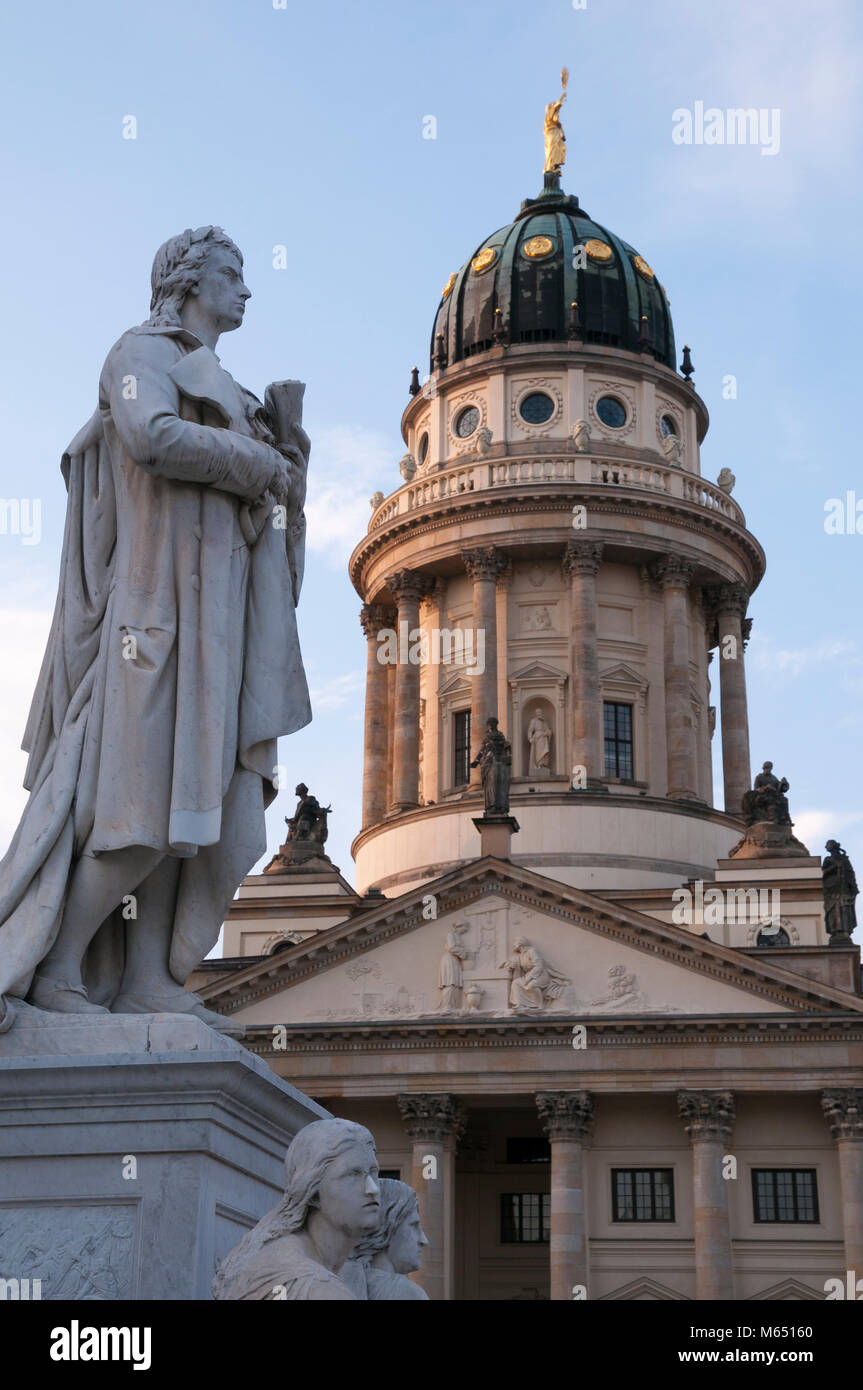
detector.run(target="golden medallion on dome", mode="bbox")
[633,254,655,281]
[584,238,613,263]
[442,271,457,299]
[522,234,554,259]
[471,247,498,274]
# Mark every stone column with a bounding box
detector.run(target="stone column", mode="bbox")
[397,1093,465,1301]
[536,1090,595,1300]
[654,556,698,799]
[359,603,394,828]
[386,570,426,811]
[714,583,751,817]
[461,547,506,787]
[561,541,604,785]
[677,1090,735,1300]
[822,1089,863,1275]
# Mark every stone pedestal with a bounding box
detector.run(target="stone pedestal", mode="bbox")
[0,1008,327,1300]
[472,814,519,859]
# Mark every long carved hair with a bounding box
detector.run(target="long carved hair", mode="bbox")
[211,1118,377,1299]
[147,225,242,328]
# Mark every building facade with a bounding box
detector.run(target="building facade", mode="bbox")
[194,153,863,1301]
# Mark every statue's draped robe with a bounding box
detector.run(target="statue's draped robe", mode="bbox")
[213,1214,357,1301]
[0,324,311,1003]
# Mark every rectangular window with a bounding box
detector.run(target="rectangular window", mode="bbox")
[752,1169,819,1223]
[453,709,471,787]
[604,701,634,779]
[500,1192,551,1244]
[505,1138,551,1165]
[612,1168,675,1222]
[378,1168,401,1181]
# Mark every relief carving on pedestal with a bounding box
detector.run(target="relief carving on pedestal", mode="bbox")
[0,1205,136,1300]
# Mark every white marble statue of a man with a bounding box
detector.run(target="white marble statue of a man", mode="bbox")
[0,226,310,1030]
[527,708,552,772]
[213,1119,381,1300]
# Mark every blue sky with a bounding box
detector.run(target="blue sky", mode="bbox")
[0,0,860,934]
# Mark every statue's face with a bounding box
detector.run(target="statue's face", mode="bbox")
[189,245,250,334]
[763,762,772,771]
[315,1141,380,1239]
[388,1208,428,1275]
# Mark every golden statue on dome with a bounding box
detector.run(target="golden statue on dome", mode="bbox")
[543,67,568,175]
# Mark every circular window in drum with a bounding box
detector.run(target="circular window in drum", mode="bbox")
[417,431,429,465]
[519,392,555,425]
[595,395,627,429]
[455,406,480,438]
[659,414,678,439]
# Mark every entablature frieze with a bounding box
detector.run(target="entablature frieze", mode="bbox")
[352,492,764,605]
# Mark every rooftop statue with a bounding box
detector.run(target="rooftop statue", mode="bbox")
[543,68,569,176]
[823,840,858,944]
[0,227,310,1032]
[263,782,333,872]
[470,717,512,815]
[742,761,792,826]
[213,1119,381,1300]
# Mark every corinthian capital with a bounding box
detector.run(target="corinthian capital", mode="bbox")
[677,1089,735,1142]
[386,570,427,604]
[397,1093,466,1144]
[461,546,507,581]
[821,1089,863,1141]
[651,554,695,590]
[536,1090,595,1142]
[714,583,749,620]
[359,602,396,638]
[561,540,604,577]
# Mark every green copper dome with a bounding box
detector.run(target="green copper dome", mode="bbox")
[430,181,675,373]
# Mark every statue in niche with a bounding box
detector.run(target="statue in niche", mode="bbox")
[571,418,590,453]
[662,433,683,467]
[527,708,553,773]
[213,1119,381,1300]
[717,468,736,494]
[499,936,570,1013]
[0,225,310,1032]
[438,923,469,1012]
[340,1179,429,1301]
[470,717,512,815]
[823,840,858,943]
[742,761,792,826]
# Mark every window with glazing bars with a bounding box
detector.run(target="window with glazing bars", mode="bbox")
[612,1168,674,1222]
[500,1192,551,1243]
[453,710,471,787]
[604,701,633,779]
[752,1169,819,1223]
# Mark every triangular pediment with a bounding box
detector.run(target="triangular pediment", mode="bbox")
[601,1277,688,1301]
[510,660,567,682]
[748,1278,825,1301]
[201,857,863,1026]
[599,661,648,689]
